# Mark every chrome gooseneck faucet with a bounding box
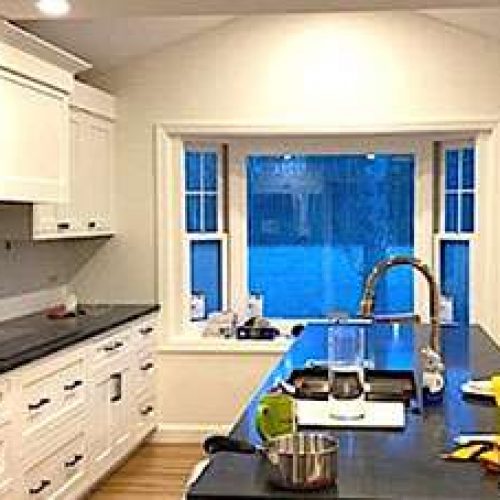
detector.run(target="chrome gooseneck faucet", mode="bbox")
[359,256,445,392]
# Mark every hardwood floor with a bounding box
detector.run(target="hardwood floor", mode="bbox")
[88,443,204,500]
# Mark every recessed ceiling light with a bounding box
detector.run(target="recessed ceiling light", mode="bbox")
[36,0,71,17]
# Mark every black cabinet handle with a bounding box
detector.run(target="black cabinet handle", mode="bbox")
[139,327,154,336]
[64,380,83,391]
[110,372,122,403]
[57,222,70,230]
[29,480,51,495]
[88,221,97,229]
[65,454,84,468]
[140,362,154,372]
[104,341,124,353]
[141,405,154,416]
[28,398,51,411]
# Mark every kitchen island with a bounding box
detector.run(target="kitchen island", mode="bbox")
[187,323,500,499]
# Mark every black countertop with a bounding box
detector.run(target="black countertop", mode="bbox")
[0,304,159,374]
[188,323,500,499]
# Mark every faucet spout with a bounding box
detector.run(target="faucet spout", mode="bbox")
[359,256,441,355]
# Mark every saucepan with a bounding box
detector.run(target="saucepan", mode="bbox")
[204,432,338,491]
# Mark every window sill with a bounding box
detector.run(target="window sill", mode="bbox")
[158,336,293,354]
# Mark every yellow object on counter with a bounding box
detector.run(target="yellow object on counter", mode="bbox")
[491,374,500,406]
[479,446,500,473]
[441,444,487,461]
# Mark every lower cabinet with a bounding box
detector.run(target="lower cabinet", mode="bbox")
[0,313,158,499]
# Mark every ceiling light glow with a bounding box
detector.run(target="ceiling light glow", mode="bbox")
[36,0,71,17]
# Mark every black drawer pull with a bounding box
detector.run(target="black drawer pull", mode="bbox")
[65,454,84,468]
[104,341,123,353]
[29,479,51,495]
[28,398,51,411]
[110,372,122,403]
[140,327,154,336]
[140,362,154,372]
[141,405,154,416]
[64,380,83,391]
[88,221,97,229]
[57,222,70,230]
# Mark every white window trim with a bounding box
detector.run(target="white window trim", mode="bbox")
[434,139,478,323]
[155,122,496,341]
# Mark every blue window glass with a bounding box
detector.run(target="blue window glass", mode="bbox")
[462,148,475,189]
[184,150,219,233]
[247,154,414,318]
[440,240,469,324]
[445,150,459,190]
[461,193,474,232]
[203,152,218,191]
[186,194,201,232]
[190,241,222,314]
[185,152,201,191]
[445,193,459,232]
[204,194,218,232]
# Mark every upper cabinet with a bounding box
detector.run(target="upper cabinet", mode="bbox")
[34,82,116,239]
[0,21,90,204]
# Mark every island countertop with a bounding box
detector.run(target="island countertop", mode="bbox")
[187,323,500,499]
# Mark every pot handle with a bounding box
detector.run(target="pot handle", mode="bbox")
[204,435,257,455]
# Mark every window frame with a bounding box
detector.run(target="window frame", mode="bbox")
[182,143,229,322]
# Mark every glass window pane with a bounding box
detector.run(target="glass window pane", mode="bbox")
[186,194,201,232]
[203,152,218,191]
[461,193,474,232]
[445,150,459,190]
[190,240,222,315]
[462,147,475,190]
[204,195,218,232]
[440,240,470,324]
[445,193,459,232]
[247,153,414,318]
[185,151,201,191]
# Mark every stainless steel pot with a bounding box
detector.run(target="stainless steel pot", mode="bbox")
[204,432,338,491]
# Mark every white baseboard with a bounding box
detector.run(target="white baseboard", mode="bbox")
[152,423,231,444]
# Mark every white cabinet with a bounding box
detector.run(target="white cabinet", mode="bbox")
[0,312,158,499]
[0,69,69,204]
[33,106,115,240]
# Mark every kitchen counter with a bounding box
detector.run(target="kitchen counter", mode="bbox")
[0,303,159,374]
[187,323,500,499]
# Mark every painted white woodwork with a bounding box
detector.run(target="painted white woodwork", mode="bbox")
[33,100,115,240]
[0,312,157,499]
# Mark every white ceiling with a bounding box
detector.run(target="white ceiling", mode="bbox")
[422,8,500,43]
[16,17,232,70]
[2,1,500,72]
[2,0,500,18]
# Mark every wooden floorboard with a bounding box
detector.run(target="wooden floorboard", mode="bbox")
[87,443,203,500]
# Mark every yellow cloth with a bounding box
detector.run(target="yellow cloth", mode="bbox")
[491,374,500,407]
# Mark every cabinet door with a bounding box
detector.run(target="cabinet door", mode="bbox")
[0,70,69,203]
[82,114,114,233]
[89,370,112,466]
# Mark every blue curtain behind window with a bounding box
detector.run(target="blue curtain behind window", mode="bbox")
[247,154,414,318]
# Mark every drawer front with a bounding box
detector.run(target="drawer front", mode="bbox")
[22,373,59,432]
[91,328,130,368]
[0,423,14,485]
[135,351,155,395]
[132,317,157,351]
[135,392,155,436]
[23,432,86,500]
[59,359,85,411]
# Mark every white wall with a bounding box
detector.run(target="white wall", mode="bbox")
[78,11,500,343]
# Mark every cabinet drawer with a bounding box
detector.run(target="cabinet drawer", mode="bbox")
[135,351,155,395]
[135,392,155,436]
[59,359,85,411]
[91,329,130,368]
[22,373,59,431]
[23,432,85,500]
[132,318,156,351]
